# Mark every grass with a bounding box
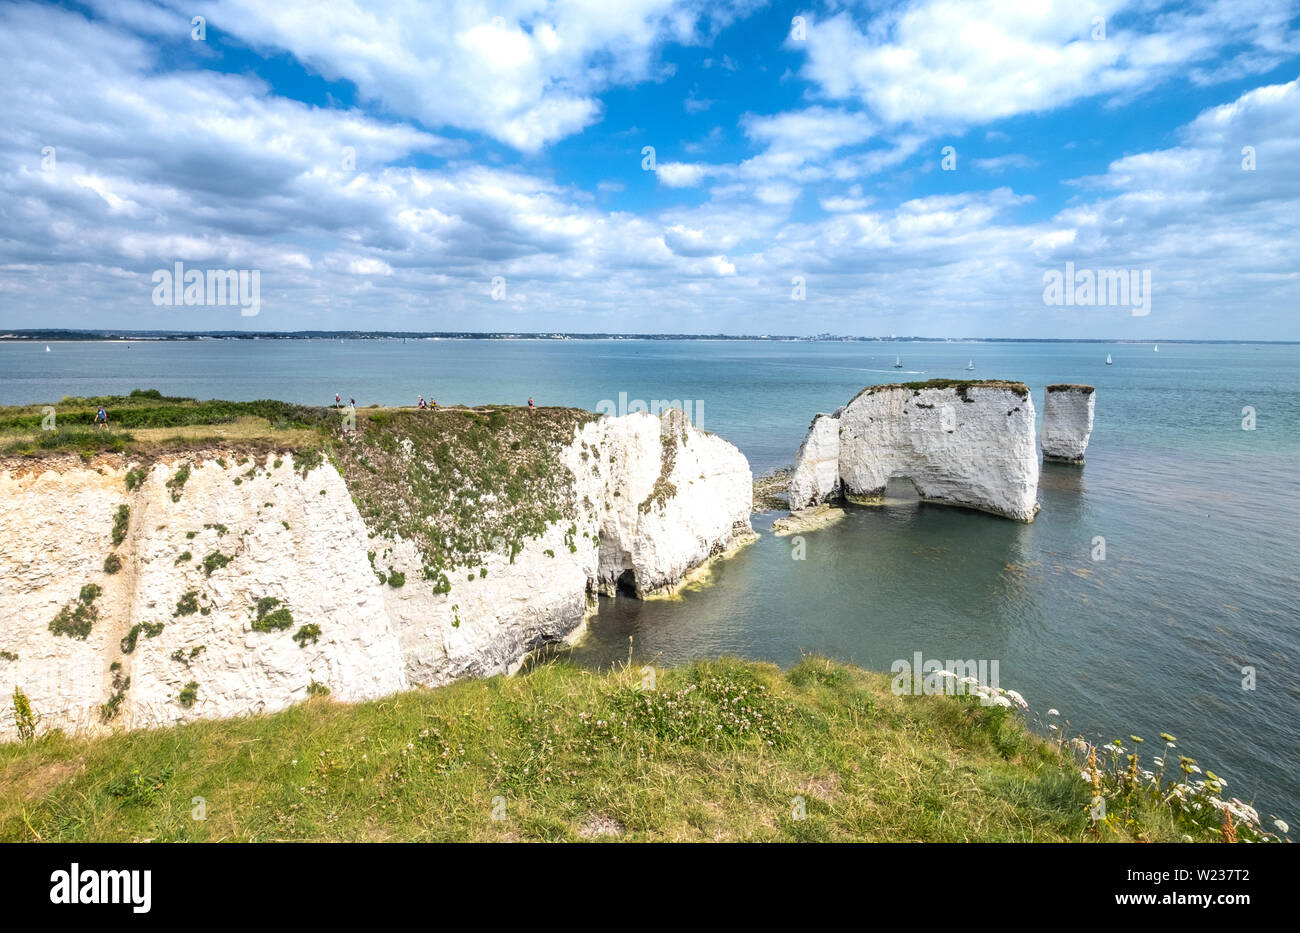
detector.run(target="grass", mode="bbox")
[0,656,1260,843]
[850,379,1031,404]
[0,392,325,459]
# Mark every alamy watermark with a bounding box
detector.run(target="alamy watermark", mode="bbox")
[1043,261,1151,316]
[152,261,261,316]
[891,652,1012,707]
[596,392,703,429]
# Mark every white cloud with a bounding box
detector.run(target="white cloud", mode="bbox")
[794,0,1300,130]
[657,162,711,187]
[150,0,743,151]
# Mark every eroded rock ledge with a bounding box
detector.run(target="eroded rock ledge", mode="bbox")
[788,380,1040,522]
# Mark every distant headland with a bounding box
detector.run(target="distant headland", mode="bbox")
[2,329,1296,345]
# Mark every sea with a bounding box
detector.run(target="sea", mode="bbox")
[2,337,1297,819]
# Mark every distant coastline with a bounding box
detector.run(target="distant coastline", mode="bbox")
[2,329,1296,345]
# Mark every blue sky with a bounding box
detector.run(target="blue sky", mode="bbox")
[1,0,1298,338]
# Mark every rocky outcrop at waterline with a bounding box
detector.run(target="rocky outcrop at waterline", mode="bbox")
[787,380,1040,522]
[0,401,752,739]
[1041,385,1095,464]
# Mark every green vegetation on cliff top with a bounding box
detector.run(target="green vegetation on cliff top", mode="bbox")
[0,389,600,582]
[0,657,1275,843]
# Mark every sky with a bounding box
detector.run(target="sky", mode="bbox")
[0,0,1298,338]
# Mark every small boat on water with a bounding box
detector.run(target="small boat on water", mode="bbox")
[893,355,903,369]
[1106,353,1113,365]
[44,345,50,352]
[965,360,974,371]
[1154,344,1159,352]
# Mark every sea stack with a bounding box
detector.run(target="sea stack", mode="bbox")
[788,380,1040,521]
[1041,385,1095,464]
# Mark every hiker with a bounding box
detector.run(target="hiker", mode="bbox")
[335,393,342,407]
[349,397,355,407]
[94,406,108,430]
[418,396,426,410]
[528,396,535,412]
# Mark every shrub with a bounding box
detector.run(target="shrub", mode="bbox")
[387,571,406,588]
[0,650,17,661]
[124,466,146,490]
[106,765,174,807]
[121,621,165,654]
[202,551,231,576]
[12,688,36,742]
[293,624,322,648]
[166,463,191,501]
[251,597,293,632]
[307,680,330,697]
[103,553,123,574]
[177,682,199,708]
[170,646,205,667]
[175,550,191,563]
[100,670,130,723]
[174,591,200,616]
[50,585,102,639]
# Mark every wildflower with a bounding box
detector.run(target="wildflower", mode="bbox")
[1047,708,1060,716]
[1129,735,1143,744]
[1275,819,1290,834]
[991,695,1012,708]
[1160,732,1177,743]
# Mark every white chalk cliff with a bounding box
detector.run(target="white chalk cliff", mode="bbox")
[0,409,752,739]
[788,381,1040,522]
[1041,385,1095,463]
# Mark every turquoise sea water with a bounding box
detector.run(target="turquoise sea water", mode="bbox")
[2,338,1298,818]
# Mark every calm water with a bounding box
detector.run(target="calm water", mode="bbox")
[3,338,1298,817]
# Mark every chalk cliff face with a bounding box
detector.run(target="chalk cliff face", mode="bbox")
[379,409,753,688]
[0,410,752,738]
[788,412,843,510]
[788,381,1040,522]
[1041,385,1095,464]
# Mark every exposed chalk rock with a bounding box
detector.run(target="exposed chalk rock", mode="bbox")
[788,380,1040,521]
[1042,385,1096,464]
[787,411,842,510]
[0,410,752,738]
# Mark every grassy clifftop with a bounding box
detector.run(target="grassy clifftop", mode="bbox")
[0,657,1250,843]
[0,390,599,579]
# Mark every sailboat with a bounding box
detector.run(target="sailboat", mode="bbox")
[1105,353,1113,365]
[965,360,974,371]
[893,355,903,369]
[1154,344,1159,352]
[44,345,50,352]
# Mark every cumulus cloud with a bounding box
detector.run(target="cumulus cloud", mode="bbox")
[0,1,1297,338]
[793,0,1300,129]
